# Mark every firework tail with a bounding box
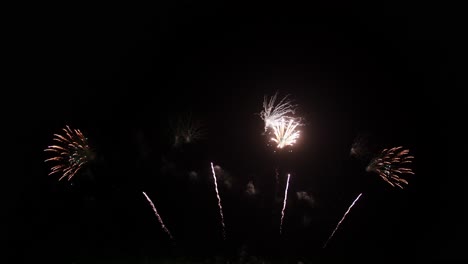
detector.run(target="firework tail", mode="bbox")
[142,191,174,241]
[211,162,226,240]
[323,193,363,248]
[280,173,291,235]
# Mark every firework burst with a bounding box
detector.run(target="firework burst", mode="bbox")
[366,146,415,189]
[271,118,301,149]
[260,91,298,132]
[171,112,205,147]
[44,125,94,181]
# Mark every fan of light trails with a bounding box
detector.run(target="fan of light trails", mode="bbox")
[142,191,174,241]
[172,112,205,147]
[271,118,301,149]
[279,173,291,235]
[44,125,94,181]
[323,193,363,248]
[260,91,297,132]
[366,146,414,189]
[211,162,226,240]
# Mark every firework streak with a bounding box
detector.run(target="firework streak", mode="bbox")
[280,173,291,235]
[142,191,174,241]
[323,193,363,248]
[211,162,226,240]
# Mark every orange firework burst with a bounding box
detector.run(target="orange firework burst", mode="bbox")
[44,125,94,181]
[366,146,414,188]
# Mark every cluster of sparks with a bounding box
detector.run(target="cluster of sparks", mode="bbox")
[211,162,226,240]
[44,125,94,181]
[271,118,301,149]
[260,91,302,149]
[142,192,174,241]
[260,91,297,132]
[366,146,415,189]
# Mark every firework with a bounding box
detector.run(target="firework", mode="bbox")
[260,91,298,132]
[280,173,291,235]
[271,118,301,149]
[366,146,414,189]
[171,112,205,147]
[211,162,226,240]
[44,125,94,181]
[142,191,174,241]
[323,193,363,248]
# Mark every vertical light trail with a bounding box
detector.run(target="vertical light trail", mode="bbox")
[280,173,291,235]
[142,191,174,241]
[323,192,363,248]
[211,162,226,240]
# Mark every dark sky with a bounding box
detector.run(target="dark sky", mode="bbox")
[5,1,466,263]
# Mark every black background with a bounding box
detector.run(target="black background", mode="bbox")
[5,1,465,263]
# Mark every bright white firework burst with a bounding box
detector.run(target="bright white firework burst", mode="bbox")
[271,118,301,149]
[260,91,297,132]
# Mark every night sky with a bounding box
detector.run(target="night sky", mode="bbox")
[6,1,466,263]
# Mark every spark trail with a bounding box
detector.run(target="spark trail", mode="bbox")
[280,173,291,235]
[323,193,363,248]
[142,191,174,241]
[211,162,226,240]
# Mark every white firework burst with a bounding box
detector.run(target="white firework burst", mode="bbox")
[271,118,301,149]
[260,91,298,132]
